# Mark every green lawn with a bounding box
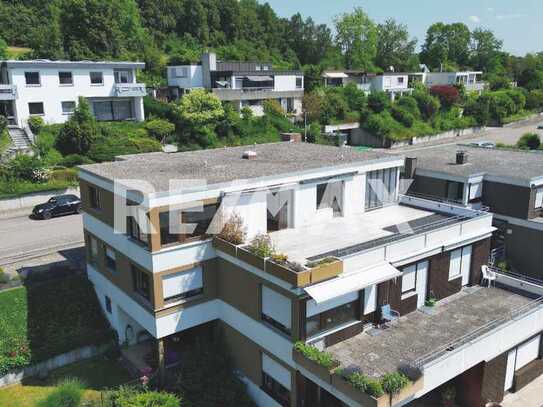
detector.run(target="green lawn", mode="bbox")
[0,276,114,375]
[0,356,133,407]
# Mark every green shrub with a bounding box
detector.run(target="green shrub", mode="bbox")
[106,386,181,407]
[294,341,337,369]
[527,90,543,111]
[341,371,385,398]
[397,96,420,118]
[517,133,541,150]
[263,99,285,117]
[144,119,175,141]
[37,378,85,407]
[28,116,45,135]
[391,106,415,128]
[381,372,410,395]
[307,122,321,143]
[368,92,390,113]
[60,154,94,167]
[55,97,97,156]
[366,378,386,397]
[4,155,46,182]
[0,269,9,284]
[247,233,274,258]
[413,89,441,120]
[49,168,79,184]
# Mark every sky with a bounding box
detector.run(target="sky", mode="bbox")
[262,0,542,56]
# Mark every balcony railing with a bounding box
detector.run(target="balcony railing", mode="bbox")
[0,84,17,100]
[114,83,146,97]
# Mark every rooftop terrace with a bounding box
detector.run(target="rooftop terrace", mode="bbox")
[327,285,536,378]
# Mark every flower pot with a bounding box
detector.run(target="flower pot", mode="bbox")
[212,237,238,257]
[237,247,266,270]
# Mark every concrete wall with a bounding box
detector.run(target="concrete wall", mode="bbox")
[504,221,543,280]
[0,187,80,212]
[274,74,302,92]
[483,180,531,219]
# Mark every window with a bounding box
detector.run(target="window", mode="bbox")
[162,266,203,304]
[535,188,543,209]
[90,71,103,85]
[469,182,483,201]
[255,65,262,71]
[365,167,399,210]
[296,77,303,89]
[316,181,343,216]
[446,181,464,202]
[262,354,291,406]
[92,100,133,121]
[25,71,40,85]
[159,211,180,247]
[28,102,44,115]
[89,236,98,265]
[172,67,188,78]
[401,265,417,294]
[449,245,472,281]
[132,265,151,301]
[105,296,112,313]
[58,71,73,85]
[89,186,101,210]
[305,292,359,338]
[114,70,131,84]
[397,77,405,84]
[61,101,76,115]
[104,245,116,272]
[261,285,292,336]
[127,216,148,246]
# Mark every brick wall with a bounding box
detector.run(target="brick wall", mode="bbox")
[514,359,543,392]
[481,352,507,405]
[377,277,418,316]
[470,238,491,286]
[456,362,484,407]
[427,250,462,301]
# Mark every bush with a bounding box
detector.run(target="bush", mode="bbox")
[247,233,274,258]
[365,112,398,138]
[343,83,367,111]
[218,212,246,245]
[4,155,47,182]
[37,378,84,407]
[368,92,390,113]
[55,97,97,156]
[413,89,441,120]
[28,116,45,135]
[517,133,541,150]
[263,99,285,117]
[49,168,79,184]
[105,387,181,407]
[527,90,543,111]
[307,122,321,143]
[240,106,253,120]
[321,90,349,123]
[430,85,460,108]
[381,372,410,395]
[0,269,8,284]
[60,154,94,167]
[342,371,385,397]
[391,106,415,128]
[397,96,420,118]
[294,342,337,369]
[144,119,175,141]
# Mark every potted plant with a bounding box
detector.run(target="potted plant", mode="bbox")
[213,212,246,256]
[441,384,456,407]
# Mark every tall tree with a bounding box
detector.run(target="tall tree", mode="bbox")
[334,7,377,71]
[375,19,417,72]
[470,28,503,72]
[420,22,471,70]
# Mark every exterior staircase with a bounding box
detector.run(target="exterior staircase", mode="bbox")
[6,126,33,155]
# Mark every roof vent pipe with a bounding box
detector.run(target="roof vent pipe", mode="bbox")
[456,150,468,165]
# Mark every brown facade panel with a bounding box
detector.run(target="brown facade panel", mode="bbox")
[427,250,462,301]
[409,175,449,199]
[513,359,543,392]
[80,179,116,227]
[377,277,418,317]
[470,238,491,286]
[482,181,531,219]
[481,352,508,405]
[505,223,543,280]
[456,362,484,407]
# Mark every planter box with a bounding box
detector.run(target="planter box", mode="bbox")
[390,377,424,405]
[331,374,386,407]
[310,259,343,284]
[237,247,266,270]
[212,237,238,257]
[266,260,311,287]
[293,349,338,384]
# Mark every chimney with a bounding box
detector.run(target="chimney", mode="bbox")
[242,150,257,160]
[281,133,302,143]
[404,157,417,178]
[201,51,217,89]
[456,150,468,165]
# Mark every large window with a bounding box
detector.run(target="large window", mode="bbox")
[28,102,44,115]
[104,245,116,272]
[262,353,291,407]
[162,266,203,304]
[25,72,40,86]
[306,291,359,338]
[61,101,76,115]
[262,285,292,336]
[132,265,151,301]
[449,245,472,281]
[535,187,543,209]
[58,71,73,85]
[296,76,303,89]
[90,71,103,85]
[401,265,417,295]
[127,216,148,246]
[89,186,101,210]
[446,181,464,202]
[92,100,133,121]
[88,235,98,265]
[114,70,131,84]
[365,168,398,210]
[316,181,343,216]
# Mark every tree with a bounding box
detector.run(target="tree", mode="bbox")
[334,7,377,70]
[368,92,391,113]
[302,91,325,122]
[144,119,175,142]
[470,28,503,72]
[413,88,441,119]
[55,97,97,155]
[420,22,471,69]
[430,85,460,108]
[517,133,541,150]
[375,19,417,72]
[527,90,543,111]
[0,36,6,59]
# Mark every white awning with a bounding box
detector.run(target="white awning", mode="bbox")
[304,261,401,304]
[323,72,348,78]
[245,75,273,82]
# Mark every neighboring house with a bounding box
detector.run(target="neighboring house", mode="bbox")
[322,70,412,100]
[167,52,304,116]
[78,141,543,406]
[425,71,486,92]
[405,144,543,280]
[0,60,146,131]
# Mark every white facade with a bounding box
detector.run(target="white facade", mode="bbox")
[0,60,146,128]
[167,65,203,89]
[425,71,485,91]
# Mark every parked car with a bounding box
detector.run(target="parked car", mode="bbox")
[32,194,82,219]
[537,124,543,130]
[469,140,496,148]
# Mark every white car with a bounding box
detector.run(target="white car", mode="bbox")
[469,140,496,148]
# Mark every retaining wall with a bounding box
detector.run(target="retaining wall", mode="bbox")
[0,187,80,212]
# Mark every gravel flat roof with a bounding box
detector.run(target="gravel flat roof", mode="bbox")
[408,144,543,182]
[79,143,398,192]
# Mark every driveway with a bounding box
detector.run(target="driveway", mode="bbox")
[0,212,83,265]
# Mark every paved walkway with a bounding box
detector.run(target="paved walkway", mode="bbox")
[502,374,543,407]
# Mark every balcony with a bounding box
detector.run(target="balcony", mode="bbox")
[114,83,146,97]
[0,84,17,100]
[212,87,304,101]
[464,82,486,92]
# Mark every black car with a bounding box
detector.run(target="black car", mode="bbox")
[32,194,82,219]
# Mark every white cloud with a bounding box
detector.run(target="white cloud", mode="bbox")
[496,13,528,20]
[469,15,481,23]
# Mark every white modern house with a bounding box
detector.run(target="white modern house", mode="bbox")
[322,70,412,100]
[424,71,485,92]
[168,52,304,116]
[0,60,146,152]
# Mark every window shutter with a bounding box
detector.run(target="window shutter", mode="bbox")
[262,353,291,390]
[515,335,540,370]
[162,266,203,300]
[261,286,291,329]
[449,249,462,279]
[535,188,543,209]
[469,182,483,200]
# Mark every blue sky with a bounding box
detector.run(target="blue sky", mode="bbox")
[262,0,542,56]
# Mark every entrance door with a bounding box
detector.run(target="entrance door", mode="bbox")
[461,245,472,286]
[504,349,516,391]
[416,261,429,308]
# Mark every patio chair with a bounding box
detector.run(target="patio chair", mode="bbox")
[481,265,497,287]
[381,304,400,326]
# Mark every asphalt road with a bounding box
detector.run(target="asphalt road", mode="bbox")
[0,212,84,265]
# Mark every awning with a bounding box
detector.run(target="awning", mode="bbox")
[304,261,401,304]
[323,72,348,78]
[245,75,273,82]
